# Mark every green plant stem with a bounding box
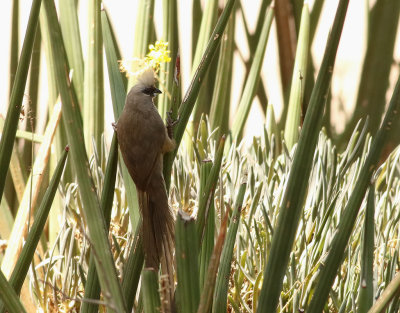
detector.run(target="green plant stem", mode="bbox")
[42,1,126,311]
[80,135,118,313]
[0,270,26,313]
[256,0,350,311]
[0,0,42,204]
[307,72,400,313]
[163,0,236,183]
[142,269,161,313]
[212,182,246,313]
[176,211,200,313]
[231,6,274,142]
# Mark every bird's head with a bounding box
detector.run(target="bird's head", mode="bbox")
[134,69,162,98]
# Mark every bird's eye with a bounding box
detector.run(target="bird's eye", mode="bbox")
[142,87,154,96]
[141,86,162,96]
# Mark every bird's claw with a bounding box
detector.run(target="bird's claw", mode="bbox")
[112,122,117,131]
[166,111,179,139]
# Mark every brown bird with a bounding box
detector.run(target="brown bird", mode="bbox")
[116,69,175,304]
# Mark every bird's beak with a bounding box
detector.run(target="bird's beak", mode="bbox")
[154,87,162,95]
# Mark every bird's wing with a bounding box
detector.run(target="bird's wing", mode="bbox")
[119,114,166,190]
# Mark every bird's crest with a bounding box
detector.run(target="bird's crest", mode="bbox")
[137,69,156,87]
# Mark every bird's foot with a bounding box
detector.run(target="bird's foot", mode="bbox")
[112,122,117,132]
[166,111,179,139]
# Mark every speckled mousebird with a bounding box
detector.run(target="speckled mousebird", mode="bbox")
[115,69,175,310]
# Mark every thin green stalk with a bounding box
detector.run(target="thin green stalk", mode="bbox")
[101,9,140,227]
[0,147,68,313]
[274,0,296,103]
[197,207,230,313]
[192,0,202,59]
[59,0,85,105]
[310,0,325,42]
[0,270,26,313]
[164,0,236,181]
[198,161,213,288]
[158,0,179,120]
[9,0,19,96]
[358,184,375,313]
[191,0,218,123]
[342,0,400,145]
[231,6,274,142]
[121,221,144,312]
[84,0,104,155]
[128,0,155,89]
[307,72,400,313]
[284,3,310,150]
[256,0,350,311]
[22,26,41,173]
[209,10,235,137]
[368,272,400,313]
[212,182,246,313]
[43,1,126,311]
[239,0,271,115]
[163,53,181,191]
[80,135,119,313]
[196,136,225,244]
[0,0,42,203]
[40,0,70,247]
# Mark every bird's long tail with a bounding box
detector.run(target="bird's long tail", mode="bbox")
[138,171,175,311]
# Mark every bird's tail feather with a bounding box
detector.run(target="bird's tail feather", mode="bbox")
[138,174,175,312]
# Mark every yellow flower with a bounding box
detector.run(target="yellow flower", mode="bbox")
[145,40,171,70]
[119,40,171,78]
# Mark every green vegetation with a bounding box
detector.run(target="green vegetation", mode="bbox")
[0,0,399,312]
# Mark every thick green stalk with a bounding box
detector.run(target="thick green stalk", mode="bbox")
[209,11,235,137]
[0,0,42,203]
[307,72,400,313]
[158,0,179,120]
[256,0,350,311]
[40,0,72,247]
[59,0,85,105]
[80,135,119,313]
[191,0,218,123]
[284,3,310,150]
[176,211,200,313]
[101,9,140,227]
[342,0,400,144]
[142,269,161,313]
[164,0,236,180]
[0,271,26,313]
[192,0,202,59]
[163,54,181,191]
[84,0,104,155]
[358,184,375,313]
[196,136,225,244]
[43,1,126,311]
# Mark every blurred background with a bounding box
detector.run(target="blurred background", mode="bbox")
[1,0,399,146]
[0,2,400,311]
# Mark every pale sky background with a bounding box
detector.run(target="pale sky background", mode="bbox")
[0,0,399,145]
